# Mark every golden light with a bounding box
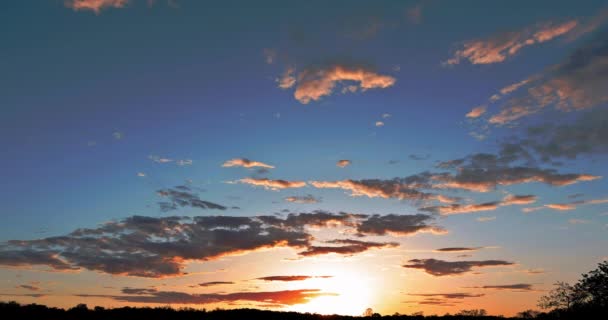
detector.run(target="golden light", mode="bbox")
[288,265,377,316]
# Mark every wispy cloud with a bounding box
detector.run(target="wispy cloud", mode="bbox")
[82,287,335,306]
[445,20,579,65]
[237,178,306,190]
[157,185,227,211]
[256,275,332,282]
[299,239,398,257]
[65,0,128,13]
[222,158,275,169]
[284,195,320,204]
[403,258,515,276]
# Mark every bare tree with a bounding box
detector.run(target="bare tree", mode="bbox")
[538,281,576,310]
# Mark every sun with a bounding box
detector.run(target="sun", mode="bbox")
[288,267,376,316]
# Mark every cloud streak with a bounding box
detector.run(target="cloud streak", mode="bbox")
[403,258,515,276]
[222,158,275,169]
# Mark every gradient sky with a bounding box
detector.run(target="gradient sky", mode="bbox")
[1,0,608,316]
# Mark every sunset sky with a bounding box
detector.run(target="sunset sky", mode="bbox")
[1,0,608,316]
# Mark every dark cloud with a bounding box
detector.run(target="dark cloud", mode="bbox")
[403,258,515,276]
[432,152,599,192]
[434,247,483,253]
[157,186,227,212]
[0,212,444,277]
[197,281,235,287]
[518,107,608,162]
[488,34,608,125]
[310,177,435,201]
[284,195,321,204]
[356,214,446,236]
[16,284,40,291]
[466,283,535,291]
[0,215,311,277]
[299,239,398,257]
[81,288,335,306]
[403,292,484,307]
[409,154,431,161]
[258,210,363,230]
[407,292,485,299]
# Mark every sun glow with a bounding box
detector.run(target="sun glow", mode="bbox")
[288,267,376,316]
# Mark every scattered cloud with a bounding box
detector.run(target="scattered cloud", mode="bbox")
[421,202,500,215]
[237,178,307,190]
[356,214,446,236]
[466,283,535,291]
[0,211,444,277]
[112,131,124,140]
[299,239,398,257]
[197,281,235,287]
[466,106,487,118]
[148,155,192,166]
[256,275,332,282]
[222,158,275,169]
[403,258,515,276]
[287,64,395,104]
[65,0,128,13]
[336,160,352,168]
[16,284,40,291]
[0,215,312,277]
[434,247,483,253]
[409,154,431,161]
[445,20,578,65]
[84,287,335,306]
[310,178,434,201]
[284,195,320,204]
[488,37,608,125]
[277,67,296,89]
[407,292,485,299]
[375,121,385,127]
[157,186,227,211]
[476,216,496,222]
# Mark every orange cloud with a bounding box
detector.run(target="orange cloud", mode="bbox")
[310,179,432,200]
[445,20,578,65]
[292,65,395,104]
[466,105,487,118]
[501,194,537,205]
[336,160,351,168]
[421,202,499,215]
[65,0,128,13]
[222,158,274,169]
[238,178,306,190]
[277,67,296,89]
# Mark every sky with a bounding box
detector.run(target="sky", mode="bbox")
[1,0,608,317]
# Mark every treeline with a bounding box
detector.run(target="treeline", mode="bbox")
[0,301,606,320]
[1,261,606,320]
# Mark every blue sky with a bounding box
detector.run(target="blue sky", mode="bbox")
[1,0,607,316]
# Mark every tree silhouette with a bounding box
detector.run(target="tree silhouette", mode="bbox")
[573,260,608,307]
[538,281,577,310]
